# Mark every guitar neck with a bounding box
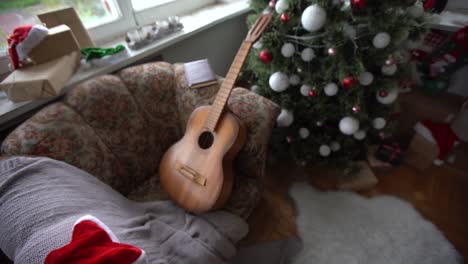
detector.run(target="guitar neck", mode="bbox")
[204,41,253,131]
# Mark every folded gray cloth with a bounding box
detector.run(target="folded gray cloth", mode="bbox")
[0,157,248,264]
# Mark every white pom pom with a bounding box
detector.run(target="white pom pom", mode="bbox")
[277,109,294,127]
[353,130,367,140]
[376,88,398,104]
[299,128,310,139]
[373,117,386,130]
[324,82,338,96]
[339,116,360,135]
[281,43,295,58]
[289,74,301,85]
[301,5,327,32]
[250,85,260,93]
[319,145,331,157]
[373,32,391,49]
[269,72,290,92]
[301,48,316,62]
[275,0,289,14]
[358,72,374,86]
[300,84,312,96]
[381,64,397,76]
[330,141,341,151]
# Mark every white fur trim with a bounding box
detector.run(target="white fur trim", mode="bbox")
[74,215,120,242]
[414,122,436,144]
[134,249,148,264]
[16,25,49,61]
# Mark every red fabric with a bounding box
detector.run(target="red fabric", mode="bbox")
[421,120,459,160]
[7,25,32,70]
[452,26,468,50]
[44,220,142,264]
[423,0,437,11]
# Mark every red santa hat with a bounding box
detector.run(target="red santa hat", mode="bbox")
[7,24,49,69]
[45,215,147,264]
[414,120,459,165]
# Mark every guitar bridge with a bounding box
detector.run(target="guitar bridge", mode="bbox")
[175,162,207,186]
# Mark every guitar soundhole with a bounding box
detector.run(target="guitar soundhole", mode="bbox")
[198,131,214,149]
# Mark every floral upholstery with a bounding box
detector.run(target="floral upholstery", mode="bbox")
[1,61,279,219]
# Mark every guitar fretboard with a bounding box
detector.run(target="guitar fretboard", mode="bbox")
[204,41,253,131]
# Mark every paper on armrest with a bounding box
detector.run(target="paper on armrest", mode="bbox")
[0,51,80,102]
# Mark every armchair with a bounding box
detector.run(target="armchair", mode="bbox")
[1,61,280,219]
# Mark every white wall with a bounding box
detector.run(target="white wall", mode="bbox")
[159,13,249,76]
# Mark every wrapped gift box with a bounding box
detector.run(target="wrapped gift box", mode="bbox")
[405,132,439,171]
[0,51,80,102]
[28,25,80,65]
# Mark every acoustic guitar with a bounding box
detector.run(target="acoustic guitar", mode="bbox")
[159,14,273,213]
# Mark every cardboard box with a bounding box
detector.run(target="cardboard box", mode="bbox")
[28,25,80,65]
[338,161,378,191]
[405,133,439,171]
[0,51,80,102]
[38,7,95,49]
[397,88,464,145]
[451,101,468,142]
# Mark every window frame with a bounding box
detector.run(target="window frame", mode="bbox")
[0,0,217,74]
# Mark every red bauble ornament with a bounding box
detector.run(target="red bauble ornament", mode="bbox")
[259,50,273,64]
[351,0,368,9]
[342,76,357,89]
[268,0,276,8]
[352,106,360,113]
[280,13,289,23]
[379,90,389,97]
[309,90,317,97]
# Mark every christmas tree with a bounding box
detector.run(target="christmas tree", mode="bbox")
[245,0,429,168]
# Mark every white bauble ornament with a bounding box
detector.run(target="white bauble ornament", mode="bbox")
[277,109,294,127]
[275,0,289,14]
[269,72,290,92]
[316,121,323,127]
[373,32,391,49]
[343,23,356,39]
[253,39,263,49]
[301,48,316,62]
[376,88,398,104]
[324,82,338,96]
[381,64,397,76]
[250,85,260,93]
[299,128,310,139]
[330,141,341,152]
[319,145,331,157]
[301,5,327,32]
[373,117,386,130]
[353,130,367,140]
[289,74,301,85]
[408,4,424,18]
[300,84,312,96]
[339,116,360,135]
[358,71,374,86]
[281,43,295,58]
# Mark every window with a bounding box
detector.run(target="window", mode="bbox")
[0,0,216,63]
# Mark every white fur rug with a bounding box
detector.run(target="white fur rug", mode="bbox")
[290,183,462,264]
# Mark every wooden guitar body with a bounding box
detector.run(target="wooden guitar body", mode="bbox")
[159,106,246,213]
[159,14,272,213]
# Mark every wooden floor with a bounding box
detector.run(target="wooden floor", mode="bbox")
[244,160,468,260]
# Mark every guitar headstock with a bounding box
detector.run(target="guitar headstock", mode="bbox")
[245,14,273,43]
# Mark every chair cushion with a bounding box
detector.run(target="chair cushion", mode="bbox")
[1,103,125,192]
[63,75,160,194]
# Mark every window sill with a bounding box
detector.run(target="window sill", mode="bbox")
[0,0,250,129]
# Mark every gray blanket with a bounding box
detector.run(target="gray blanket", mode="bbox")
[0,157,248,264]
